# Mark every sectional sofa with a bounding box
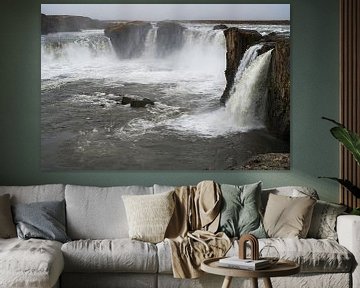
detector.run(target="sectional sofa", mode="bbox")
[0,183,359,288]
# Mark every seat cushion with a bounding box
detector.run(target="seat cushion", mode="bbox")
[65,185,153,239]
[228,238,354,273]
[62,239,158,273]
[0,238,64,288]
[157,238,353,274]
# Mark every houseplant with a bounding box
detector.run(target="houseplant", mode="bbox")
[320,117,360,215]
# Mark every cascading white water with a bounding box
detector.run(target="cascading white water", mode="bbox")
[143,23,158,58]
[226,49,273,130]
[233,44,263,84]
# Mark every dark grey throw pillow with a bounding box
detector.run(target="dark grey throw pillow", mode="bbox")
[12,200,70,243]
[218,182,266,238]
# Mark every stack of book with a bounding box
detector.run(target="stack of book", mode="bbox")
[218,257,271,270]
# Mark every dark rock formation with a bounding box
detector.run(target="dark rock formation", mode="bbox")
[156,21,186,57]
[213,24,228,30]
[104,22,152,58]
[266,38,290,140]
[219,26,290,139]
[220,28,262,104]
[121,96,155,108]
[41,14,105,35]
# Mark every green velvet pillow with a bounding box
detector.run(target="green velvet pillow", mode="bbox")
[218,182,266,238]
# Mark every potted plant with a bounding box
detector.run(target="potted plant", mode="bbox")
[320,117,360,215]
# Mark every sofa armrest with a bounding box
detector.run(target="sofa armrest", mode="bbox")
[337,215,360,288]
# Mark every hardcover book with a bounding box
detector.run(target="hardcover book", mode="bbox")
[218,257,271,270]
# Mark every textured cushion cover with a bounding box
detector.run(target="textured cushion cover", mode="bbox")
[0,194,16,238]
[263,193,316,238]
[0,238,64,288]
[122,191,175,243]
[261,186,319,212]
[65,184,153,239]
[62,239,158,273]
[158,237,353,274]
[12,200,70,243]
[218,182,266,238]
[308,200,347,240]
[0,184,65,204]
[255,238,353,273]
[61,273,157,288]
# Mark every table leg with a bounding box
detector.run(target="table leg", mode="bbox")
[251,278,258,288]
[263,277,273,288]
[221,276,233,288]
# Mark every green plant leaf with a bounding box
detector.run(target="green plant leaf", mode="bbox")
[318,177,360,198]
[322,117,360,165]
[330,127,360,165]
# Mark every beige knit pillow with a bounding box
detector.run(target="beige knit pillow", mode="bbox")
[0,194,17,238]
[263,193,316,238]
[122,191,175,243]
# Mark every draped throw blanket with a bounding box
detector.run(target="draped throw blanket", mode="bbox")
[165,181,231,278]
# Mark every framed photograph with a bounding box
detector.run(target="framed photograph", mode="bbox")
[41,4,290,170]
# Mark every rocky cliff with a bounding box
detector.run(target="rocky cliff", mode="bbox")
[41,14,104,35]
[105,21,186,59]
[155,21,186,57]
[267,38,290,140]
[220,28,262,104]
[220,27,290,140]
[104,21,152,58]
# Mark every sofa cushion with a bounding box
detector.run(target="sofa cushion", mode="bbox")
[229,238,353,273]
[263,193,316,238]
[158,237,353,274]
[261,186,319,212]
[0,194,16,238]
[122,191,175,243]
[61,239,158,273]
[61,273,157,288]
[218,182,266,238]
[12,200,70,243]
[0,184,65,204]
[65,185,153,239]
[307,200,347,240]
[0,238,64,288]
[263,238,353,273]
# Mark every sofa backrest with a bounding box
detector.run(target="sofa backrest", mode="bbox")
[0,184,65,204]
[65,184,154,240]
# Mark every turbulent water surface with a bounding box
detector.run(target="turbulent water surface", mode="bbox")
[41,23,290,170]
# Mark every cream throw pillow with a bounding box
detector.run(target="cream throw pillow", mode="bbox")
[263,193,316,238]
[122,191,175,243]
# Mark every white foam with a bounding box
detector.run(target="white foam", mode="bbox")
[226,49,273,129]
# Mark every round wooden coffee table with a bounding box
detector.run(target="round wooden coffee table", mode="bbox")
[201,257,300,288]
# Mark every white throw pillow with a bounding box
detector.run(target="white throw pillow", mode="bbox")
[122,191,175,243]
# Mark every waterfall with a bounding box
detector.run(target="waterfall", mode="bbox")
[143,23,158,58]
[41,30,114,63]
[234,44,263,84]
[226,49,273,130]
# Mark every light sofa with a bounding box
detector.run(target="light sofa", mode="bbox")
[0,183,359,288]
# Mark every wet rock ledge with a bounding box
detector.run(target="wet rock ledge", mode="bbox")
[220,28,290,140]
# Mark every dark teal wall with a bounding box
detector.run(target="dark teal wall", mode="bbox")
[0,0,340,202]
